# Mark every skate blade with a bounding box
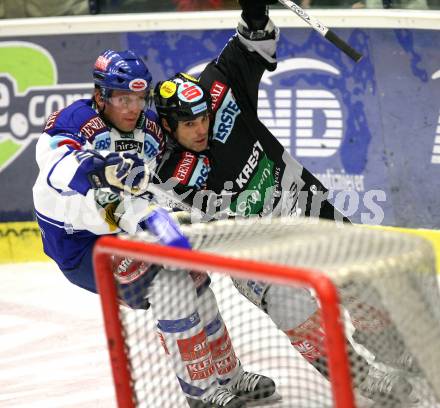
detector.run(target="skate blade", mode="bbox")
[244,391,282,406]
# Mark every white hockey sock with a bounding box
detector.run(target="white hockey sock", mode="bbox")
[197,287,241,384]
[148,268,218,398]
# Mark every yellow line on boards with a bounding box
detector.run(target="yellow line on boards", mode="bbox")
[368,225,440,274]
[0,221,48,263]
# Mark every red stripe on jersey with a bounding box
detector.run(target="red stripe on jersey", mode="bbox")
[57,139,81,150]
[210,81,228,113]
[173,151,197,184]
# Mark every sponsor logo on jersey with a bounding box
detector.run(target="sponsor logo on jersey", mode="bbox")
[93,132,111,150]
[44,110,61,131]
[79,116,107,141]
[177,82,203,103]
[144,134,160,160]
[146,117,163,138]
[114,139,143,153]
[188,155,210,189]
[210,80,228,112]
[231,141,275,216]
[173,151,197,184]
[212,89,240,144]
[129,78,148,91]
[235,141,264,189]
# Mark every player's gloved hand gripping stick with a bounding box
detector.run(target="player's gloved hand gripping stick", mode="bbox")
[86,151,150,197]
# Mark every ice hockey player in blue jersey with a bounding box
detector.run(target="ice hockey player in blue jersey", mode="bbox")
[33,49,167,293]
[32,49,277,408]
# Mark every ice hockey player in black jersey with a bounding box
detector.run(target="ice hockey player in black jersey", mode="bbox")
[152,0,420,405]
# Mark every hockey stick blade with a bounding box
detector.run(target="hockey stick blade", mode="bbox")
[277,0,363,62]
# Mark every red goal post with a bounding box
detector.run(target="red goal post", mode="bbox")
[93,235,355,408]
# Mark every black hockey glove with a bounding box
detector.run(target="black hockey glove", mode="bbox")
[238,0,278,7]
[238,0,277,32]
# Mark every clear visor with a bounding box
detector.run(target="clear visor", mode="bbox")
[108,94,147,112]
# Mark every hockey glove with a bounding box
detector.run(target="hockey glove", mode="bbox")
[238,0,277,31]
[239,0,278,7]
[87,152,150,196]
[139,206,191,249]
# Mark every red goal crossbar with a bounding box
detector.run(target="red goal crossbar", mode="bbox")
[93,235,355,408]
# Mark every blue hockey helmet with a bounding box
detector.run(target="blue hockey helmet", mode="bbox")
[154,73,212,132]
[93,49,152,98]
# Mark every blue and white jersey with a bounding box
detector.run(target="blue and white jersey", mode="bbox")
[32,99,164,271]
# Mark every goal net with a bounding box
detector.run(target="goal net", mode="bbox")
[93,217,440,408]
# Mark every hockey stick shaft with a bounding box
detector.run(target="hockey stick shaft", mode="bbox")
[277,0,363,62]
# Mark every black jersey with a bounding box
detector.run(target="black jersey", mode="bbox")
[155,32,343,221]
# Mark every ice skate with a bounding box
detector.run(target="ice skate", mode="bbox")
[226,371,280,403]
[186,386,245,408]
[377,350,422,376]
[358,366,419,406]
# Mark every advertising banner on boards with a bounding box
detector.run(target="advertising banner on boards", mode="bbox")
[0,27,439,227]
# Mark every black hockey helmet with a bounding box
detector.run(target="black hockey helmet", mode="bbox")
[154,73,212,132]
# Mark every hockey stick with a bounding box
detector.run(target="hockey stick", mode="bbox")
[277,0,363,62]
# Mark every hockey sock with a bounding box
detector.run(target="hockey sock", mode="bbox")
[284,315,373,384]
[197,287,241,383]
[283,310,327,364]
[148,269,218,398]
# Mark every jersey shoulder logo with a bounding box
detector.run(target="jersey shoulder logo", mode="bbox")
[188,155,210,189]
[79,116,107,142]
[212,89,241,144]
[173,151,197,184]
[210,80,228,112]
[44,110,61,132]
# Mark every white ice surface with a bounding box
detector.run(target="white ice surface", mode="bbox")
[1,261,334,408]
[0,262,116,408]
[4,261,432,408]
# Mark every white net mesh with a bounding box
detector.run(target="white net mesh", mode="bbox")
[99,217,440,408]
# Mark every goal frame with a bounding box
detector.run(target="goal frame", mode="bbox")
[93,234,356,408]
